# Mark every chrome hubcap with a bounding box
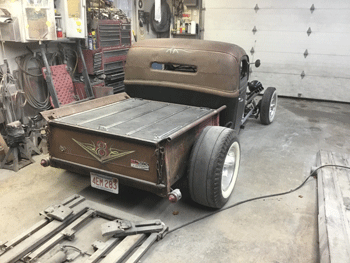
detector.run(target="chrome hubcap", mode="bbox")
[222,150,235,192]
[221,142,240,198]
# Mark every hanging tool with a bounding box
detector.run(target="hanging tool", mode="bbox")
[144,12,150,32]
[40,44,60,108]
[77,40,94,99]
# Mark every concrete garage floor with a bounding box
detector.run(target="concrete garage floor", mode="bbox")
[1,97,350,262]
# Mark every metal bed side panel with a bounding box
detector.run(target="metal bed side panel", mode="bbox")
[163,112,220,189]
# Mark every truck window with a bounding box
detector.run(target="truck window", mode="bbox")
[151,62,197,73]
[240,59,249,80]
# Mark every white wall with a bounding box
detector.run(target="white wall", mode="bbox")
[203,0,350,102]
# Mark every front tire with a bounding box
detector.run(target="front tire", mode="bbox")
[260,87,277,125]
[188,126,241,208]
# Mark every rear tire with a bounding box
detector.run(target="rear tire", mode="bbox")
[188,126,241,208]
[260,87,277,125]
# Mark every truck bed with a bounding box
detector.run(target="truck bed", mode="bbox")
[46,96,224,197]
[54,98,215,143]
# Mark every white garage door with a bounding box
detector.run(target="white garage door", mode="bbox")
[203,0,350,102]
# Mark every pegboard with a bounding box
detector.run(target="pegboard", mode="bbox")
[42,64,77,108]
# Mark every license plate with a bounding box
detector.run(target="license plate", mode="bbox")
[90,173,119,194]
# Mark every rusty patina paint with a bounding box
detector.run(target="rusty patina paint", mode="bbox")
[42,40,244,198]
[45,100,224,197]
[41,92,130,121]
[125,39,247,98]
[162,111,221,192]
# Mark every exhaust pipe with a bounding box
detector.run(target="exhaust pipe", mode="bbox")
[168,189,182,203]
[41,158,50,167]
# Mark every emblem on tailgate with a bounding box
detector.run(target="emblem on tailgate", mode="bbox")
[72,138,134,163]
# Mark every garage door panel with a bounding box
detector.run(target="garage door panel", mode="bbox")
[252,64,302,76]
[207,30,349,56]
[204,0,315,9]
[259,1,350,9]
[254,61,350,80]
[250,73,302,96]
[205,30,305,53]
[205,9,311,32]
[253,52,350,78]
[307,1,350,9]
[205,0,350,9]
[254,32,350,55]
[204,0,350,102]
[254,32,306,53]
[304,59,350,78]
[254,9,350,33]
[206,9,350,34]
[309,10,350,33]
[204,0,261,9]
[300,76,350,101]
[251,53,306,75]
[251,72,350,102]
[254,9,310,32]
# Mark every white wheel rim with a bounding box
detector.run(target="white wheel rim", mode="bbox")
[221,141,240,198]
[269,91,277,122]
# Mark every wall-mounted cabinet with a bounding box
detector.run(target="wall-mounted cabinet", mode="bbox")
[0,0,56,42]
[0,0,86,42]
[55,0,87,39]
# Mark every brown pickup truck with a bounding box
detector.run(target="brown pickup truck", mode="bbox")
[41,39,277,208]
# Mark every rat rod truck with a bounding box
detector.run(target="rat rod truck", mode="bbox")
[41,39,277,208]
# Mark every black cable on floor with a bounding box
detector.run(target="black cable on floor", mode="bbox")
[166,164,350,235]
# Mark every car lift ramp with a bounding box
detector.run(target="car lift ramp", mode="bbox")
[0,195,167,263]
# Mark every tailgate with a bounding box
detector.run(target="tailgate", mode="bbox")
[47,122,166,195]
